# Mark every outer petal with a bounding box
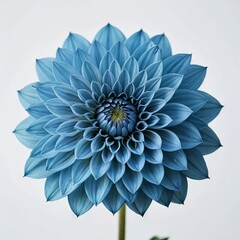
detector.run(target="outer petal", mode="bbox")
[36,58,55,82]
[151,34,172,59]
[94,23,126,50]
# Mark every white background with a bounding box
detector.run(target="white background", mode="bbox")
[0,0,239,239]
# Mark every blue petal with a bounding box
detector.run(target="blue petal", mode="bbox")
[172,175,188,204]
[55,133,82,152]
[145,77,161,92]
[151,34,172,59]
[145,99,166,113]
[160,73,183,89]
[122,56,139,79]
[122,167,143,194]
[53,61,80,84]
[161,103,192,126]
[91,135,106,153]
[125,30,149,54]
[101,148,114,163]
[116,180,137,203]
[83,127,98,140]
[56,120,78,136]
[182,149,209,179]
[27,102,51,119]
[157,187,173,207]
[45,98,74,119]
[163,54,191,75]
[75,138,93,159]
[145,61,163,79]
[63,32,90,52]
[68,184,93,217]
[144,148,163,164]
[116,143,131,164]
[110,41,130,66]
[170,122,202,149]
[77,89,93,102]
[94,23,126,50]
[163,150,188,171]
[45,173,63,201]
[46,151,75,172]
[82,61,102,83]
[132,40,155,60]
[187,115,207,130]
[53,85,79,105]
[141,162,164,185]
[141,180,163,201]
[143,130,162,150]
[117,69,130,91]
[70,75,91,91]
[71,103,88,116]
[197,126,221,155]
[36,58,55,82]
[90,152,111,180]
[195,91,223,123]
[127,139,144,155]
[89,40,107,66]
[56,48,74,65]
[150,113,172,129]
[44,118,64,135]
[99,51,115,75]
[73,49,93,72]
[14,117,41,148]
[24,157,49,179]
[109,60,121,79]
[107,159,125,183]
[179,65,207,90]
[27,115,54,137]
[132,70,147,88]
[41,135,59,158]
[84,175,112,205]
[170,89,207,112]
[154,89,174,107]
[127,153,145,171]
[72,158,91,184]
[158,129,181,152]
[138,46,161,70]
[18,83,41,109]
[127,189,152,216]
[35,82,57,102]
[30,135,51,158]
[103,186,125,214]
[161,168,182,191]
[59,166,78,195]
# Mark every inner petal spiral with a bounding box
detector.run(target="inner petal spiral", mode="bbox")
[96,97,137,138]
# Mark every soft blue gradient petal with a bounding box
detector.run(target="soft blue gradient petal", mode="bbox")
[72,158,91,184]
[172,175,188,204]
[89,40,107,67]
[94,23,126,50]
[151,34,172,59]
[110,41,130,66]
[170,122,203,149]
[122,56,139,79]
[56,120,78,136]
[182,149,209,180]
[53,85,79,105]
[161,168,182,191]
[44,118,64,135]
[161,103,192,126]
[127,189,152,216]
[160,73,183,89]
[55,133,82,152]
[18,83,41,109]
[179,65,207,90]
[141,180,163,201]
[116,143,131,164]
[197,126,221,155]
[99,51,115,75]
[122,168,143,194]
[116,180,137,203]
[158,129,181,152]
[63,32,90,52]
[103,186,125,214]
[132,40,155,60]
[75,138,93,159]
[143,130,162,150]
[127,153,145,172]
[150,113,172,129]
[45,173,63,201]
[36,58,55,82]
[84,175,112,205]
[56,48,74,65]
[73,49,93,72]
[68,184,93,217]
[125,30,149,54]
[157,187,173,207]
[53,61,80,84]
[70,74,91,91]
[145,61,163,79]
[163,54,191,75]
[107,159,125,183]
[35,82,57,102]
[41,135,59,158]
[27,102,51,119]
[145,148,163,164]
[141,163,164,185]
[163,150,188,171]
[109,60,121,79]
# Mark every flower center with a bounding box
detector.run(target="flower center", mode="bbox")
[96,97,137,138]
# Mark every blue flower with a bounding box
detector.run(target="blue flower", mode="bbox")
[14,24,222,216]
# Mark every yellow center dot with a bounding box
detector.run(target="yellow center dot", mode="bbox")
[111,108,125,123]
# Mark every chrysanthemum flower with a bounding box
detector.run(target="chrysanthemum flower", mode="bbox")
[14,24,222,216]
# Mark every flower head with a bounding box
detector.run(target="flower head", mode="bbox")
[14,24,222,216]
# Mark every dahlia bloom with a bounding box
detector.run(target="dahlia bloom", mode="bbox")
[15,24,222,216]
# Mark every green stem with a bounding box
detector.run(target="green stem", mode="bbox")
[118,205,126,240]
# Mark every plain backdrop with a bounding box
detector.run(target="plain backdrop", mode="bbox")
[0,0,239,239]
